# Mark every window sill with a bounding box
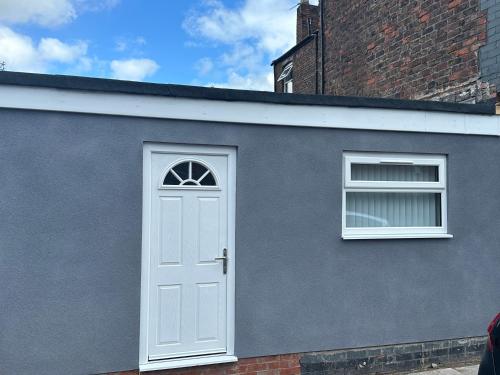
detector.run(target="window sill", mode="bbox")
[139,355,238,372]
[342,233,454,240]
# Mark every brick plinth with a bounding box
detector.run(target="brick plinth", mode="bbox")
[301,336,487,375]
[106,336,487,375]
[105,354,301,375]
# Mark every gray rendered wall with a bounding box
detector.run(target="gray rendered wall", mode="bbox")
[1,108,499,375]
[480,0,500,91]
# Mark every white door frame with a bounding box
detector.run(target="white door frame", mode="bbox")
[139,143,237,372]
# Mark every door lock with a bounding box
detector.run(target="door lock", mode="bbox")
[214,248,228,274]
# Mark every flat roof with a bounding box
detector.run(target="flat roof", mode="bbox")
[0,71,495,115]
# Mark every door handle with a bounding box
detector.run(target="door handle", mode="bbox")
[214,248,228,274]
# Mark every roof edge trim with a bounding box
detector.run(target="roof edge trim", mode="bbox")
[0,72,495,115]
[0,84,498,137]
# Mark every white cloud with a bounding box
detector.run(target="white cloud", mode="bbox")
[39,38,87,63]
[64,56,108,76]
[220,43,262,72]
[0,0,76,27]
[184,0,295,56]
[73,56,92,72]
[0,25,157,81]
[110,58,159,81]
[184,0,297,91]
[0,26,88,72]
[0,0,120,27]
[0,26,43,72]
[0,0,158,82]
[207,70,274,91]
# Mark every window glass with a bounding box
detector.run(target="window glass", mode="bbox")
[346,192,442,228]
[200,172,216,186]
[191,162,208,180]
[173,162,189,180]
[164,171,180,185]
[163,161,217,187]
[351,164,438,182]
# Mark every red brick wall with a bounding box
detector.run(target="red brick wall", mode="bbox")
[273,36,318,95]
[294,37,318,95]
[106,353,301,375]
[322,0,494,102]
[297,2,320,43]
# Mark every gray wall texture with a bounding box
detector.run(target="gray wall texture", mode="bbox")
[1,108,500,375]
[481,0,500,90]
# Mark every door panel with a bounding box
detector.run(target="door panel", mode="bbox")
[147,151,229,361]
[158,285,182,345]
[198,197,220,263]
[159,198,183,265]
[196,283,220,341]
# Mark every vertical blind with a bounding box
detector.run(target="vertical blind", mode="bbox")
[351,164,438,182]
[346,163,442,228]
[346,192,441,228]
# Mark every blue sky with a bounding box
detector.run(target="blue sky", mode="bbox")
[0,0,308,91]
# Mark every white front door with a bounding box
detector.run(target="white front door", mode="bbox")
[140,144,236,367]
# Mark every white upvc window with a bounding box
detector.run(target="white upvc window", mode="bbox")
[342,152,452,240]
[278,63,293,93]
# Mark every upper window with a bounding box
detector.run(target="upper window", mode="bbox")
[284,77,293,93]
[162,160,217,188]
[342,152,450,240]
[278,63,293,93]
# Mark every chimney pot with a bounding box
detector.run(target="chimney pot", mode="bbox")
[300,0,309,3]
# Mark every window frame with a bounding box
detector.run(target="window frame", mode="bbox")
[277,63,293,81]
[342,152,452,240]
[159,158,221,191]
[278,63,293,93]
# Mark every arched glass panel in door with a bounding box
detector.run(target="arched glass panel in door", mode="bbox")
[162,160,218,187]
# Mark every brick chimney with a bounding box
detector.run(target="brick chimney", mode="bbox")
[296,0,319,43]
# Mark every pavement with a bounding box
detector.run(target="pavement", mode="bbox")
[412,365,479,375]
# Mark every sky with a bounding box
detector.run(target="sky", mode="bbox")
[0,0,316,91]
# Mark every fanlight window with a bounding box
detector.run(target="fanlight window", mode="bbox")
[163,161,217,187]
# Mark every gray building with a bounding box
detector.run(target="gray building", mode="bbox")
[0,72,499,375]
